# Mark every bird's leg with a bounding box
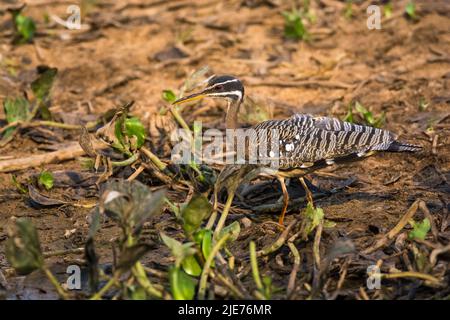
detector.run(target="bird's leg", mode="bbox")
[277,176,289,225]
[299,177,314,207]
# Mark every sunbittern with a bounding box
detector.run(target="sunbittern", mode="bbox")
[173,75,421,226]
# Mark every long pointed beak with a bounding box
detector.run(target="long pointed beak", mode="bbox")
[172,91,206,105]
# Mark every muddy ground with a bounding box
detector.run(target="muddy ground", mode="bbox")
[0,0,449,300]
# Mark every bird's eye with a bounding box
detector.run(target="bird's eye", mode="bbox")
[216,85,223,90]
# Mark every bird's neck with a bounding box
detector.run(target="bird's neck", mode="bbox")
[225,99,241,129]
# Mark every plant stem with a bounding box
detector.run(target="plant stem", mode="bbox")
[213,189,235,238]
[381,271,441,284]
[250,241,264,293]
[198,234,230,300]
[90,273,120,300]
[132,262,163,299]
[42,265,70,300]
[111,153,140,167]
[140,146,167,171]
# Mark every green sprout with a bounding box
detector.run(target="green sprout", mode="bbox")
[384,2,393,18]
[344,101,386,128]
[9,6,36,43]
[418,97,429,112]
[282,8,309,41]
[405,1,417,20]
[38,171,54,191]
[408,218,431,241]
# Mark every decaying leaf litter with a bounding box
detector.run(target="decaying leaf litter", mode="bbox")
[0,0,449,300]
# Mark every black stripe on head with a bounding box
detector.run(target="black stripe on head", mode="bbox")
[205,75,244,102]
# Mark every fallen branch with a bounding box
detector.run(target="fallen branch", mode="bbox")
[0,142,86,173]
[362,199,421,254]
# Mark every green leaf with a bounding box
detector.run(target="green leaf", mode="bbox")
[194,229,214,267]
[282,9,308,40]
[343,103,354,123]
[38,171,54,190]
[181,194,212,235]
[217,221,241,243]
[181,255,202,277]
[405,1,416,20]
[301,203,324,238]
[201,229,213,262]
[408,218,431,241]
[99,180,166,232]
[2,97,30,140]
[162,90,177,103]
[124,117,146,149]
[14,14,36,42]
[160,233,196,267]
[5,218,44,275]
[169,266,196,300]
[31,67,58,102]
[4,97,29,124]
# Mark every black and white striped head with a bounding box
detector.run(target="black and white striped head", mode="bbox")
[173,75,244,105]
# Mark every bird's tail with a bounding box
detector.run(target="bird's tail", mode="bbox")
[386,141,422,152]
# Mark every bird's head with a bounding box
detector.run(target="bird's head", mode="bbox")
[173,75,244,106]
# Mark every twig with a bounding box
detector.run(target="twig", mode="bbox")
[258,219,296,256]
[0,142,86,173]
[313,221,324,270]
[381,272,441,285]
[430,244,450,266]
[43,247,84,258]
[362,199,421,254]
[140,146,167,171]
[287,242,300,298]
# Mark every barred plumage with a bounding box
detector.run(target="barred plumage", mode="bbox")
[173,75,421,225]
[250,113,421,170]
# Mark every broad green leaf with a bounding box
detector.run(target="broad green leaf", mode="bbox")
[217,221,241,243]
[193,229,214,267]
[99,180,166,232]
[162,90,177,103]
[160,233,196,267]
[408,218,431,241]
[169,266,195,300]
[5,218,44,275]
[3,97,29,124]
[2,97,29,140]
[38,171,54,190]
[14,14,36,42]
[201,229,213,262]
[181,194,212,235]
[124,117,146,149]
[181,255,202,277]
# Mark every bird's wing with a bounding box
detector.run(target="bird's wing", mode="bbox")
[252,114,396,168]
